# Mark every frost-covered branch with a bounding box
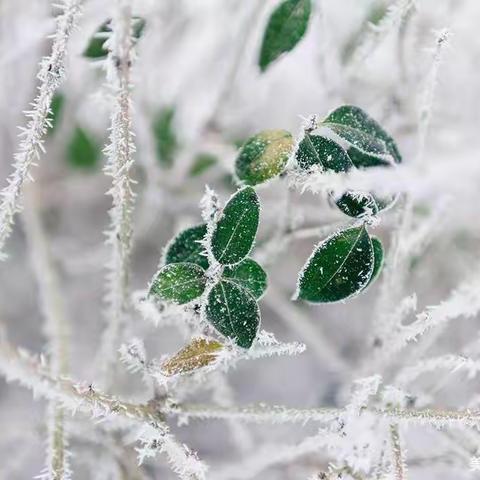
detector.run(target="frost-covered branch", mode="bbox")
[0,0,82,260]
[370,274,480,370]
[390,424,408,480]
[23,186,70,480]
[165,401,340,425]
[99,1,138,386]
[0,337,207,479]
[369,28,450,354]
[416,29,450,165]
[348,0,416,72]
[166,400,480,429]
[397,354,480,387]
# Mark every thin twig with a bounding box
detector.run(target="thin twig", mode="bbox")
[98,1,137,387]
[390,424,407,479]
[0,0,83,260]
[23,185,70,480]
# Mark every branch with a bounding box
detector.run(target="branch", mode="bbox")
[0,338,207,480]
[348,0,416,73]
[390,424,408,480]
[23,186,71,479]
[0,0,82,260]
[396,354,480,387]
[98,1,137,386]
[166,401,480,429]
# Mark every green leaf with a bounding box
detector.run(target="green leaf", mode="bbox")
[48,93,64,135]
[149,263,206,305]
[132,17,146,39]
[334,188,397,218]
[161,337,223,376]
[223,258,267,299]
[323,105,402,164]
[259,0,312,71]
[153,107,177,168]
[189,153,217,177]
[335,191,379,218]
[347,146,393,169]
[164,224,209,270]
[211,187,260,265]
[235,130,294,185]
[363,236,384,289]
[296,225,374,303]
[83,17,146,59]
[296,134,353,172]
[67,127,99,170]
[205,280,260,348]
[83,20,110,59]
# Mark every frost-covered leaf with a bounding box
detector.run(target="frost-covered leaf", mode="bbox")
[223,258,267,299]
[211,187,260,265]
[161,338,223,376]
[347,145,393,168]
[335,188,397,218]
[206,280,260,348]
[235,130,294,185]
[364,236,384,289]
[149,263,206,304]
[189,153,217,177]
[296,134,353,172]
[153,107,177,168]
[83,17,146,59]
[322,105,402,164]
[296,225,374,303]
[259,0,312,71]
[335,191,378,218]
[164,224,208,270]
[48,92,64,135]
[132,17,146,39]
[67,127,99,170]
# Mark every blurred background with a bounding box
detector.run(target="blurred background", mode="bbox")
[1,0,480,478]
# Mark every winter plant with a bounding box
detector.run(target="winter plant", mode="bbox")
[0,0,478,479]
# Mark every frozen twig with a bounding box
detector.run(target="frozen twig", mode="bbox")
[0,337,207,479]
[390,424,408,480]
[369,29,449,355]
[98,1,138,386]
[0,0,82,260]
[416,29,450,166]
[348,0,416,73]
[397,354,480,387]
[23,186,70,480]
[166,400,480,429]
[370,273,480,371]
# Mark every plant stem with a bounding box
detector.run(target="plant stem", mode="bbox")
[166,401,480,429]
[23,185,70,480]
[0,0,82,260]
[99,0,137,388]
[390,423,407,480]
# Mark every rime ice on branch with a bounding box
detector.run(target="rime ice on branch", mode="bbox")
[0,0,83,260]
[98,1,137,386]
[23,188,71,480]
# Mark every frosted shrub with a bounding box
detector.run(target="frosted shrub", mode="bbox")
[0,0,479,479]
